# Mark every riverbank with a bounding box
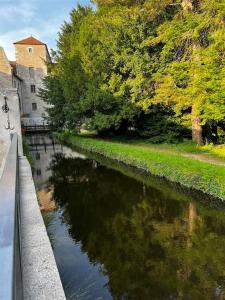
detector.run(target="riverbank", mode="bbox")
[58,133,225,200]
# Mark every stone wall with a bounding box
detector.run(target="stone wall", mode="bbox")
[0,47,22,156]
[15,44,48,125]
[0,47,12,89]
[19,156,66,300]
[0,89,23,156]
[12,75,24,112]
[0,40,50,157]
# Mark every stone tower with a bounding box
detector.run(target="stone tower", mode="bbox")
[14,36,51,126]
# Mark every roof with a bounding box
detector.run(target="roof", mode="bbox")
[13,73,23,81]
[13,35,52,63]
[9,60,16,74]
[9,61,23,81]
[13,36,46,46]
[9,60,16,67]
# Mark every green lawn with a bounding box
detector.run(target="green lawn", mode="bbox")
[58,133,225,200]
[105,137,225,160]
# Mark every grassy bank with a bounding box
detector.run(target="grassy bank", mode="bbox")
[98,136,225,160]
[58,133,225,200]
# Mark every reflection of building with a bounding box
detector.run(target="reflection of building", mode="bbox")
[28,134,62,188]
[28,134,86,189]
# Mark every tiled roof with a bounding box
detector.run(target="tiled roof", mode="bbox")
[9,60,16,66]
[9,61,23,81]
[13,36,46,45]
[10,60,16,73]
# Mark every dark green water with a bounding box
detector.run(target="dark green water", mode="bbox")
[29,134,225,300]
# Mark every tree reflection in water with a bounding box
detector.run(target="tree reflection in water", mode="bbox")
[48,153,225,300]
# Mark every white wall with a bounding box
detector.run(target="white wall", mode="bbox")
[0,89,23,156]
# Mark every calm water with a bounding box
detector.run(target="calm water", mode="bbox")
[28,134,225,300]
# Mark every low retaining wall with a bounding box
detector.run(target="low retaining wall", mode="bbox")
[19,156,65,300]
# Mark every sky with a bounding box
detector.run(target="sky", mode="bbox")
[0,0,91,60]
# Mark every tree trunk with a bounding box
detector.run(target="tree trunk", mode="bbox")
[190,29,203,144]
[182,0,203,144]
[192,115,203,144]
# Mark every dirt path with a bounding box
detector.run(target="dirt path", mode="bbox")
[181,153,225,167]
[106,139,225,167]
[133,143,225,167]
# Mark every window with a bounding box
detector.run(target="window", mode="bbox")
[29,67,34,78]
[36,169,41,176]
[31,84,36,93]
[28,47,33,53]
[32,103,37,111]
[35,153,40,160]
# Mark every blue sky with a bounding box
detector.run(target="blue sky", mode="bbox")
[0,0,92,60]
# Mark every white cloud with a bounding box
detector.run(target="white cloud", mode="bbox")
[0,0,38,59]
[0,1,36,21]
[0,16,64,60]
[0,0,77,60]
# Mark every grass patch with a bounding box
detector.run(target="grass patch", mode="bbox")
[58,133,225,200]
[103,137,225,160]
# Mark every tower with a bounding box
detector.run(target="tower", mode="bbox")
[13,36,51,126]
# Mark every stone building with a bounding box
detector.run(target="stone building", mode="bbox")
[0,46,23,155]
[13,36,51,126]
[0,36,50,155]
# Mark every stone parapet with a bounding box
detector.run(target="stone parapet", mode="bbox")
[19,156,66,300]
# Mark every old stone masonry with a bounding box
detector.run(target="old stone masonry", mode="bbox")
[0,38,66,299]
[0,36,50,155]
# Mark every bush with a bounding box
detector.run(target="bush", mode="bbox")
[136,105,191,143]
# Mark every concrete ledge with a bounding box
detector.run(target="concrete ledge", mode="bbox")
[19,156,65,300]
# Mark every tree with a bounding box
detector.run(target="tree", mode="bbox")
[41,0,225,143]
[140,0,225,144]
[39,65,66,131]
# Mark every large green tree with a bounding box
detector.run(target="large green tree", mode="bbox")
[41,0,225,143]
[140,0,225,144]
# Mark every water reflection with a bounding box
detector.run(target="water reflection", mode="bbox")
[30,135,225,300]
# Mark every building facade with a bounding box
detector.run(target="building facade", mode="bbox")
[0,36,50,127]
[0,36,50,155]
[0,46,23,154]
[13,36,51,126]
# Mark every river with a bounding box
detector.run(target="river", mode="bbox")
[27,133,225,300]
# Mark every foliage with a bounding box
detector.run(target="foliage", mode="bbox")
[41,0,225,144]
[200,143,225,159]
[39,74,67,131]
[142,0,225,143]
[136,104,191,143]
